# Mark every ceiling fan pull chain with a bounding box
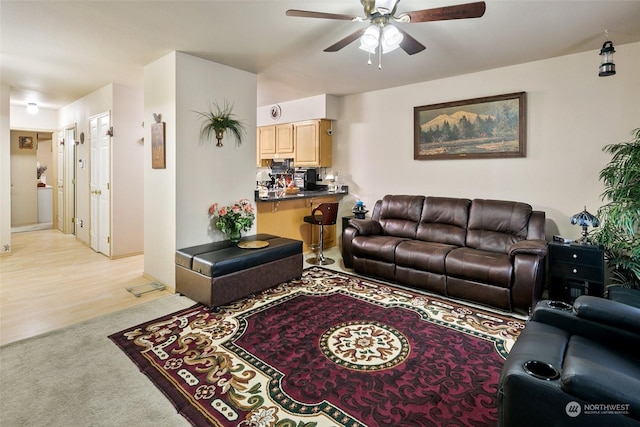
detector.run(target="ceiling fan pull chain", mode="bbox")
[378,45,382,69]
[368,52,372,65]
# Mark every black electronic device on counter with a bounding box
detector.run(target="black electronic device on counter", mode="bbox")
[294,168,317,190]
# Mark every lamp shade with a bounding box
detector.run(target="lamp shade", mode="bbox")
[381,25,403,53]
[570,207,600,227]
[359,25,380,53]
[570,206,600,244]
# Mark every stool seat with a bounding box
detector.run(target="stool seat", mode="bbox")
[303,202,339,265]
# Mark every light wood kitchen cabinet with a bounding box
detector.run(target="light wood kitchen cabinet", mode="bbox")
[294,119,332,167]
[258,124,294,160]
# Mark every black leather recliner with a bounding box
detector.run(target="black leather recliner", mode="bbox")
[498,296,640,426]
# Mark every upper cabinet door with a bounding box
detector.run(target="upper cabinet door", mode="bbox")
[275,124,294,155]
[294,120,332,167]
[258,125,276,159]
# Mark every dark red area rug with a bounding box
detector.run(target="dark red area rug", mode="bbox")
[109,267,524,427]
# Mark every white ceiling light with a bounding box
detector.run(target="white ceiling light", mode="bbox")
[26,103,39,115]
[359,25,380,54]
[358,22,403,68]
[381,25,403,53]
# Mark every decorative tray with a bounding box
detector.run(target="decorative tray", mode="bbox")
[238,240,269,249]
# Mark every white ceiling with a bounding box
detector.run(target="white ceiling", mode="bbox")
[2,1,640,110]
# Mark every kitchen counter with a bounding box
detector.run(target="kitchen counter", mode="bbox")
[255,188,348,252]
[255,188,348,202]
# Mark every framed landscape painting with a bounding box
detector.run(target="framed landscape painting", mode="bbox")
[414,92,526,160]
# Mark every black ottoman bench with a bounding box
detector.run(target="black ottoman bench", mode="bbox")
[175,234,303,308]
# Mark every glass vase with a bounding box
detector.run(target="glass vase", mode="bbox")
[228,229,241,243]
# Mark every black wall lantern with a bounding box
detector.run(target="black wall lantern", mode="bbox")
[599,39,616,77]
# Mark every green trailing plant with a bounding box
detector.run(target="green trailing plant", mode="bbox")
[195,100,246,147]
[592,128,640,289]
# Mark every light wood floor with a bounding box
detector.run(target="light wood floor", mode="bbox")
[0,229,173,346]
[0,230,346,346]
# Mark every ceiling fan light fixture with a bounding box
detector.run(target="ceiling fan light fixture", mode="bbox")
[375,0,398,14]
[359,25,380,53]
[381,25,403,53]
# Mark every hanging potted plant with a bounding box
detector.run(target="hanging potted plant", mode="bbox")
[195,100,246,147]
[591,128,640,290]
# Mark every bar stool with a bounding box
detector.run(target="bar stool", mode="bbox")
[303,202,339,265]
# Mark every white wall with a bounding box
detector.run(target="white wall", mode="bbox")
[143,51,257,288]
[144,52,177,286]
[175,52,257,249]
[0,84,11,255]
[257,94,339,126]
[112,84,144,257]
[332,42,640,241]
[9,105,58,131]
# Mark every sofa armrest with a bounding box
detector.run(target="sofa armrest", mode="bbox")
[508,239,547,259]
[531,297,640,351]
[348,218,383,236]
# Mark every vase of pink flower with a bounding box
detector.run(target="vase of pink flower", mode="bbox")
[208,198,255,243]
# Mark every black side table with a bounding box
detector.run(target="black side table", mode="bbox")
[547,242,605,303]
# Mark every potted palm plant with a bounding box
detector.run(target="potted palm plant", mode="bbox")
[592,128,640,290]
[195,100,246,147]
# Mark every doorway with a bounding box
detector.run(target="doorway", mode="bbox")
[89,112,111,256]
[10,130,54,231]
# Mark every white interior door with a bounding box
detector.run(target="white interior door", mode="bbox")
[89,112,111,256]
[56,130,64,231]
[64,127,76,235]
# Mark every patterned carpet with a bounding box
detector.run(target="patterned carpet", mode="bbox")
[110,267,524,427]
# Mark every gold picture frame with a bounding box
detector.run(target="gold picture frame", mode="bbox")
[414,92,526,160]
[18,136,33,149]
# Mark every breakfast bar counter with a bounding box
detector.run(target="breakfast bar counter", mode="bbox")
[255,189,348,252]
[255,188,348,202]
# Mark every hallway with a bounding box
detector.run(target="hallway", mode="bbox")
[0,229,172,346]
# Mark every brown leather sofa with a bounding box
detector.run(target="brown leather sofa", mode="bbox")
[342,195,548,313]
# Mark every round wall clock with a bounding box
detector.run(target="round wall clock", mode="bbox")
[270,105,281,120]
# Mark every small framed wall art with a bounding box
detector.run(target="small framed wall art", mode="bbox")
[19,136,34,149]
[151,122,166,169]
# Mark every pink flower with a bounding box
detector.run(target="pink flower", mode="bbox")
[208,203,218,216]
[219,206,227,216]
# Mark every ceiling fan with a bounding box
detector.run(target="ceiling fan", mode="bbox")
[286,0,486,60]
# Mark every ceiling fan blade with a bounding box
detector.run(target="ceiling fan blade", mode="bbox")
[286,9,359,21]
[395,27,426,55]
[403,1,486,23]
[324,29,366,52]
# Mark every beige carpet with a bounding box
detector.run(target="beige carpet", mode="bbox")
[0,294,195,427]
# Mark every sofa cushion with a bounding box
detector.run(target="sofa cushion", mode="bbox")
[446,247,513,287]
[416,197,471,246]
[396,240,457,274]
[378,195,424,238]
[466,199,533,254]
[352,235,407,263]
